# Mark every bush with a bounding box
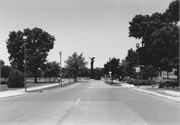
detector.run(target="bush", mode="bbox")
[128,79,156,86]
[127,79,134,84]
[158,81,179,89]
[7,69,24,88]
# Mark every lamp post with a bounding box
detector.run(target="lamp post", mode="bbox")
[136,43,140,89]
[23,35,27,92]
[59,51,62,86]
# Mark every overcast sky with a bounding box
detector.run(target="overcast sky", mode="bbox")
[0,0,173,68]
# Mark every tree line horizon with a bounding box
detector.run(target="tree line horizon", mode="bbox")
[1,0,179,83]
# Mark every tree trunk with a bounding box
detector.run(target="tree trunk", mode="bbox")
[74,75,77,82]
[49,77,51,81]
[74,72,76,82]
[34,71,38,83]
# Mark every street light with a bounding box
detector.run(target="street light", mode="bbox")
[23,35,27,92]
[136,43,140,89]
[59,51,62,86]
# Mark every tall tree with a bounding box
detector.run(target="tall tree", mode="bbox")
[104,57,120,83]
[128,0,179,77]
[118,59,128,79]
[140,65,158,80]
[6,27,55,83]
[43,61,60,80]
[104,62,110,76]
[124,49,137,78]
[64,52,88,81]
[79,67,90,77]
[94,67,104,78]
[163,0,179,23]
[125,49,137,67]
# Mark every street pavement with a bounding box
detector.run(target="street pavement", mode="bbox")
[0,79,180,125]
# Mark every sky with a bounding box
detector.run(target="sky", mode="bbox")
[0,0,173,68]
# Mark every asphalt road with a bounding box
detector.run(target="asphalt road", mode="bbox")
[0,80,179,125]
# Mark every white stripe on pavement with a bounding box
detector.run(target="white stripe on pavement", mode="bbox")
[75,98,80,106]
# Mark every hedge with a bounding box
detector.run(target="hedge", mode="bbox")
[127,79,156,86]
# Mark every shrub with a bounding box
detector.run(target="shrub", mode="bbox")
[158,81,179,89]
[127,79,134,84]
[130,79,156,86]
[7,69,24,88]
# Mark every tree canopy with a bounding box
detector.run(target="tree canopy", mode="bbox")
[6,27,56,82]
[64,52,88,81]
[128,0,179,76]
[43,61,60,80]
[104,57,120,82]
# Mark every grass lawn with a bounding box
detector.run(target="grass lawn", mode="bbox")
[0,77,74,92]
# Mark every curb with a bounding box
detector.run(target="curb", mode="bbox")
[133,88,180,103]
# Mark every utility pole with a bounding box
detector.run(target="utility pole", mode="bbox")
[136,43,140,89]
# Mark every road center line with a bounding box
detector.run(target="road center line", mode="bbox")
[75,98,80,106]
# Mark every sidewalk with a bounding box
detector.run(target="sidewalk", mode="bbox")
[133,88,180,103]
[113,80,180,103]
[0,80,72,99]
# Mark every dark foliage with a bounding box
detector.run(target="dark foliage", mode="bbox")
[158,81,179,89]
[127,79,156,86]
[7,69,24,88]
[128,0,179,73]
[6,27,56,83]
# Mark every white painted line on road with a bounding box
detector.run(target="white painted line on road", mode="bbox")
[84,90,87,92]
[75,98,80,106]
